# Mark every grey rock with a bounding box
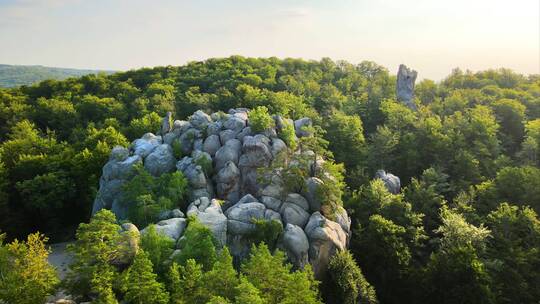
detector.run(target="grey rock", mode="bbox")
[178,128,200,156]
[236,126,252,142]
[304,177,324,213]
[334,205,351,237]
[396,64,418,110]
[207,121,223,136]
[92,179,126,214]
[214,139,241,171]
[375,170,401,194]
[304,212,348,278]
[161,111,173,135]
[227,202,266,234]
[110,146,129,161]
[111,223,139,266]
[239,135,272,168]
[260,196,282,212]
[171,209,185,218]
[188,198,227,247]
[173,120,192,133]
[190,110,212,129]
[216,161,241,203]
[163,132,179,145]
[132,133,161,158]
[280,203,310,228]
[264,209,282,222]
[144,144,176,176]
[203,135,221,156]
[102,154,142,181]
[294,118,312,137]
[142,217,187,242]
[220,129,238,145]
[261,175,284,199]
[285,193,309,211]
[176,156,193,172]
[224,115,246,132]
[271,138,287,157]
[236,194,259,205]
[193,138,203,151]
[282,224,309,269]
[111,198,129,220]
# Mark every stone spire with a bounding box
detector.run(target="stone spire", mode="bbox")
[396,64,418,110]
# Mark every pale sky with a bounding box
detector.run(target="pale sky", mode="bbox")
[0,0,538,80]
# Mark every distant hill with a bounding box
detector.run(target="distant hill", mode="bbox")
[0,64,115,88]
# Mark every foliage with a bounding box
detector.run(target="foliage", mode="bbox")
[0,232,59,304]
[121,250,169,304]
[241,243,321,304]
[65,209,123,301]
[278,119,297,150]
[175,217,218,271]
[122,166,188,227]
[325,250,378,304]
[140,224,175,277]
[247,219,283,249]
[249,106,275,133]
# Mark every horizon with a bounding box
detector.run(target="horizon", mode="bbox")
[0,0,539,81]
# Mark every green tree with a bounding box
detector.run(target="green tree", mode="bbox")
[325,250,378,304]
[485,203,540,303]
[249,106,275,133]
[241,243,321,304]
[65,210,123,301]
[203,247,239,301]
[168,259,207,304]
[0,232,59,304]
[122,250,169,304]
[140,224,175,277]
[175,217,218,271]
[234,277,265,304]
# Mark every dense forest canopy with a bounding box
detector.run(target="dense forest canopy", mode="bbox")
[0,56,539,304]
[0,64,114,88]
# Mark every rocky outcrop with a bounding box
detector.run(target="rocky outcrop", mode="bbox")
[375,169,401,194]
[396,64,418,110]
[91,108,351,278]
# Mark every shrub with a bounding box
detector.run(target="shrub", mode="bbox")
[175,217,218,271]
[140,224,175,277]
[278,120,297,150]
[247,219,283,250]
[0,232,59,304]
[249,106,275,133]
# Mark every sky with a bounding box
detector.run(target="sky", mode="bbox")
[0,0,538,80]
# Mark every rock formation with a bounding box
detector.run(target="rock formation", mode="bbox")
[375,169,401,194]
[396,64,418,110]
[91,108,350,278]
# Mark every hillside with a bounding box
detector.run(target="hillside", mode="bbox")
[0,64,114,87]
[0,56,539,304]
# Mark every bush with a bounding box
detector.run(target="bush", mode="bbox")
[249,106,275,133]
[278,120,297,150]
[175,217,218,271]
[247,219,283,250]
[140,224,175,277]
[123,166,188,227]
[0,232,59,304]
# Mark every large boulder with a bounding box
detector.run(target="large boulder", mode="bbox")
[132,133,161,158]
[282,224,309,269]
[280,203,310,228]
[203,135,221,157]
[304,177,324,213]
[227,202,266,235]
[294,118,312,137]
[190,110,212,129]
[144,144,176,176]
[375,170,401,194]
[304,212,348,278]
[216,161,241,203]
[187,198,228,247]
[111,223,140,267]
[214,139,241,171]
[224,115,246,132]
[141,217,187,242]
[396,64,418,110]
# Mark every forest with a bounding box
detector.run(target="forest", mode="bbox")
[0,56,539,304]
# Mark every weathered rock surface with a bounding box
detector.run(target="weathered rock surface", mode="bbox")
[397,64,418,110]
[91,108,351,279]
[304,212,348,278]
[375,169,401,194]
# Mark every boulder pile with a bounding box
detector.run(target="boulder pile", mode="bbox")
[92,108,350,278]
